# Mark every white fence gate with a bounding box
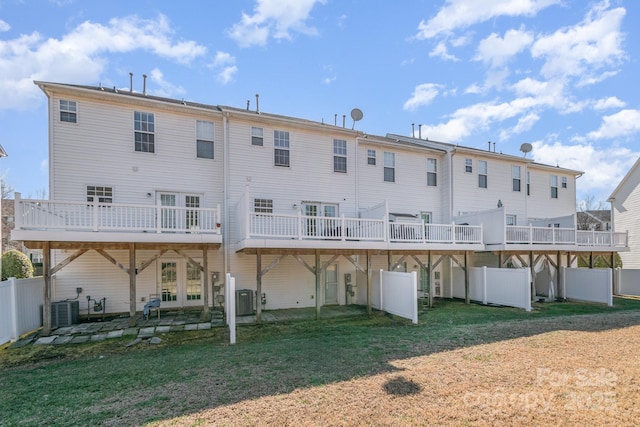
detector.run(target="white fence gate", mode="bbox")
[616,268,640,296]
[372,270,418,324]
[452,267,531,311]
[0,277,44,345]
[562,267,612,306]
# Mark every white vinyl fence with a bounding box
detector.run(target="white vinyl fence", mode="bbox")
[452,267,531,311]
[615,268,640,296]
[372,270,418,324]
[562,267,612,306]
[0,277,44,345]
[225,273,236,345]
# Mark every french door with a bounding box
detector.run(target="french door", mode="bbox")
[157,192,201,232]
[159,259,202,307]
[303,203,339,237]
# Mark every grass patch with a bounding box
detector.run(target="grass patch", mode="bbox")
[1,297,639,426]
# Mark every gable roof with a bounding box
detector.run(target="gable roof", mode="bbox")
[608,157,640,201]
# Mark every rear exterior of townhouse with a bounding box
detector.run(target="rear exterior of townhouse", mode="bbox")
[12,81,629,333]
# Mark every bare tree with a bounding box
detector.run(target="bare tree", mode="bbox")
[1,177,13,199]
[576,195,608,231]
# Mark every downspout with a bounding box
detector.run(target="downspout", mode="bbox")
[355,135,360,215]
[449,149,455,222]
[223,111,230,281]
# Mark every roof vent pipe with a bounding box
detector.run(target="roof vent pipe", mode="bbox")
[246,100,250,111]
[412,123,415,138]
[142,74,147,96]
[418,124,422,139]
[255,94,259,113]
[493,142,496,152]
[129,72,133,92]
[342,114,346,128]
[334,114,337,126]
[488,141,491,151]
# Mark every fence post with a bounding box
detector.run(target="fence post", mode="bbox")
[10,278,18,342]
[525,269,532,312]
[482,266,487,305]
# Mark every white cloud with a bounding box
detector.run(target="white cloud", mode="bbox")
[586,109,640,140]
[429,41,458,61]
[532,140,639,202]
[0,14,206,110]
[228,0,326,48]
[322,76,336,85]
[474,28,534,68]
[531,1,626,82]
[210,51,238,84]
[149,68,186,98]
[499,112,540,140]
[0,19,10,32]
[414,0,560,40]
[403,83,442,111]
[593,96,625,110]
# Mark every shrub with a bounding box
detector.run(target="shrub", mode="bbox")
[2,250,34,281]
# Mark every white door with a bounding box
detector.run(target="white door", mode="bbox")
[159,259,202,307]
[325,264,338,305]
[158,193,177,231]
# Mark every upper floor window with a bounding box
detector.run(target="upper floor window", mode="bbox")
[60,100,77,123]
[196,120,214,159]
[384,152,395,182]
[251,127,264,146]
[367,149,376,165]
[274,130,290,167]
[506,215,516,226]
[134,111,155,153]
[551,175,558,198]
[87,186,113,204]
[427,158,437,186]
[465,158,472,173]
[478,160,488,188]
[254,198,273,213]
[333,139,347,173]
[561,176,567,188]
[512,166,521,192]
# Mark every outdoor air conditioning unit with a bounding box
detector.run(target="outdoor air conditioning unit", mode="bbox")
[51,300,79,328]
[235,289,254,316]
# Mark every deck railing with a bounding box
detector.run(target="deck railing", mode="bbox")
[15,195,221,234]
[507,225,627,247]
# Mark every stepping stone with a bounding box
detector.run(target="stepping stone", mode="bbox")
[125,338,142,347]
[34,336,57,345]
[159,319,173,326]
[107,330,123,339]
[197,323,211,330]
[149,337,163,344]
[184,324,198,331]
[53,336,73,345]
[169,325,185,332]
[123,328,139,336]
[55,326,74,335]
[90,334,107,341]
[172,320,186,325]
[10,337,34,348]
[155,326,170,333]
[70,336,89,344]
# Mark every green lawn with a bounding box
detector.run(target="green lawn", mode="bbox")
[1,297,640,426]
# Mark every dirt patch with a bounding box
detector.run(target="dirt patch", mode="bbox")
[155,312,640,426]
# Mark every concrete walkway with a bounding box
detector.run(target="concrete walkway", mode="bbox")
[10,305,368,347]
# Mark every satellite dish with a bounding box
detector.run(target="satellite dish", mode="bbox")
[520,143,533,157]
[350,108,363,129]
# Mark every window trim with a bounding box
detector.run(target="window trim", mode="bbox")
[478,160,487,189]
[551,175,558,199]
[254,198,273,214]
[274,130,290,167]
[367,149,376,165]
[134,111,155,153]
[196,120,214,159]
[251,126,264,146]
[561,176,567,189]
[512,166,521,192]
[86,185,113,204]
[333,139,347,173]
[383,152,395,182]
[464,158,472,173]
[60,99,77,123]
[427,158,437,187]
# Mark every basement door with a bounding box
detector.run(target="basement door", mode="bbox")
[159,260,202,308]
[325,264,338,305]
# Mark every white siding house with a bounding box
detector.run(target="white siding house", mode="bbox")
[12,81,629,333]
[609,158,640,268]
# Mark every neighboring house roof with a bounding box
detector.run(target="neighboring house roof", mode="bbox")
[608,157,640,201]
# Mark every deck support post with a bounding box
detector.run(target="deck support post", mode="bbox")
[530,250,535,299]
[202,245,209,321]
[42,241,51,336]
[428,251,433,308]
[256,249,262,324]
[129,242,136,327]
[387,251,392,271]
[315,250,321,320]
[464,251,470,305]
[366,251,372,315]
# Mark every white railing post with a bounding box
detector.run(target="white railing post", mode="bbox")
[14,192,22,230]
[341,214,346,241]
[217,203,222,235]
[479,223,484,244]
[297,210,303,240]
[529,224,533,244]
[156,200,162,233]
[451,222,456,243]
[10,278,18,342]
[92,198,99,231]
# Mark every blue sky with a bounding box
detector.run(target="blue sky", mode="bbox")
[0,0,638,207]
